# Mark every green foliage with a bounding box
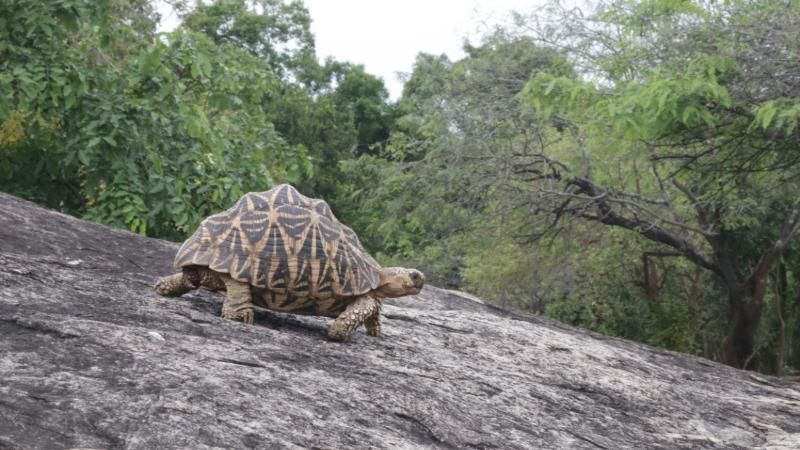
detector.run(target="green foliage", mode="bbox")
[0,0,328,239]
[263,61,396,204]
[531,0,800,370]
[752,99,800,135]
[0,0,398,244]
[181,0,315,78]
[524,53,738,141]
[331,64,394,154]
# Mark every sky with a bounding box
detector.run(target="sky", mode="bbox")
[303,0,536,99]
[157,0,540,99]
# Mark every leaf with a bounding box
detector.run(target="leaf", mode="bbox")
[148,182,164,194]
[141,43,165,76]
[681,106,697,124]
[77,147,92,165]
[87,136,101,148]
[760,104,777,129]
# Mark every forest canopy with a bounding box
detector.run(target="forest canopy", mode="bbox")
[1,0,799,376]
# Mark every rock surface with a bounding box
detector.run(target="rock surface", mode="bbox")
[1,191,799,450]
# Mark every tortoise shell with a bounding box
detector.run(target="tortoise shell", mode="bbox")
[174,184,381,298]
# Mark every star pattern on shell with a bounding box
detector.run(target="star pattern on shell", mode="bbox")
[174,184,381,298]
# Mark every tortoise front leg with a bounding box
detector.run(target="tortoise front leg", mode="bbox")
[220,274,255,325]
[154,273,195,296]
[328,296,380,342]
[365,302,382,337]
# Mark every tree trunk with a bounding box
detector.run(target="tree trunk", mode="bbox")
[641,253,659,302]
[773,262,787,376]
[721,288,764,371]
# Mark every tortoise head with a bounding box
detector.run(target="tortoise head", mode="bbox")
[374,267,425,298]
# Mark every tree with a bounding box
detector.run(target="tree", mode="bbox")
[331,63,394,155]
[0,0,305,239]
[180,0,315,80]
[179,1,397,209]
[368,1,800,372]
[342,37,572,288]
[265,61,395,202]
[512,0,800,369]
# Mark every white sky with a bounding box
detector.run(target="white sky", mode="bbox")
[303,0,537,99]
[157,0,541,99]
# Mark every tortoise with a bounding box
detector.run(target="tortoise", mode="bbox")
[154,184,425,341]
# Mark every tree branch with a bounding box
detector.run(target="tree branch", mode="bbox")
[565,176,721,275]
[747,204,800,284]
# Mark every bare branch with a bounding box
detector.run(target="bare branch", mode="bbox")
[747,204,800,284]
[564,176,721,275]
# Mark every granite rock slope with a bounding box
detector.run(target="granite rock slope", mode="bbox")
[1,192,799,449]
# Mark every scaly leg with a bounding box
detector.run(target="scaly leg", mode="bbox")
[154,272,195,296]
[328,296,380,342]
[220,274,254,325]
[189,268,226,292]
[364,302,382,337]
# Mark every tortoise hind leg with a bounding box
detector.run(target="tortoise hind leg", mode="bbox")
[154,273,195,296]
[328,296,380,341]
[220,274,255,325]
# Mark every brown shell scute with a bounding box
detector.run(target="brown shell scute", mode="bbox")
[175,184,381,297]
